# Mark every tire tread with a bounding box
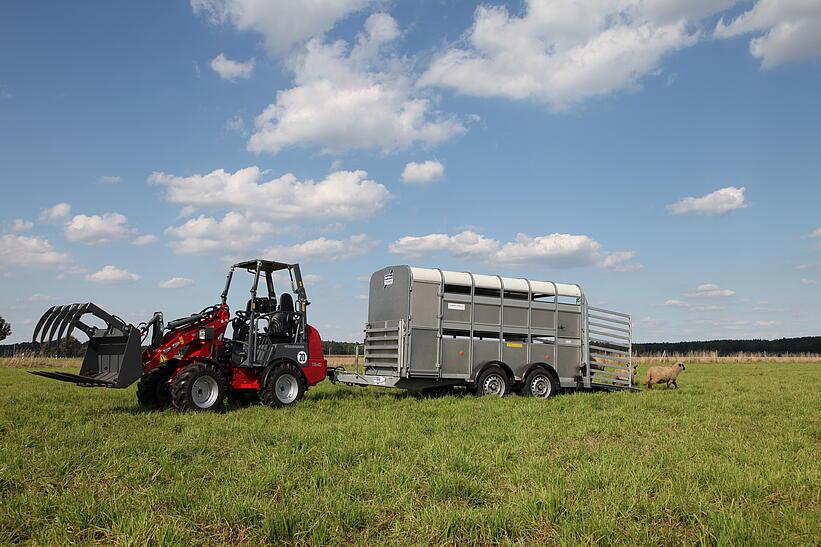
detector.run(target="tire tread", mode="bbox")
[171,362,227,412]
[260,362,306,407]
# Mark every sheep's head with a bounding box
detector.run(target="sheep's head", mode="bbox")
[677,363,686,371]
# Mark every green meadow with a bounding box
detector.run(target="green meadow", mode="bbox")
[0,361,818,545]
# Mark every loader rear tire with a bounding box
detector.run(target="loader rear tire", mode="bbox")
[260,363,306,408]
[137,366,172,409]
[171,363,227,412]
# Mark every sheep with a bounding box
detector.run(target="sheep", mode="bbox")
[643,362,686,389]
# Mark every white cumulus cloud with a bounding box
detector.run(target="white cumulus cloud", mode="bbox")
[10,219,33,232]
[389,230,641,270]
[0,234,70,267]
[225,115,247,135]
[64,212,136,245]
[684,283,736,298]
[659,299,724,311]
[150,166,390,221]
[600,250,644,272]
[807,227,821,238]
[401,160,444,184]
[494,233,605,267]
[389,230,499,260]
[85,265,141,283]
[191,0,373,54]
[210,53,255,81]
[264,234,379,262]
[131,234,158,246]
[801,278,818,286]
[39,202,71,222]
[165,211,275,255]
[667,186,747,215]
[419,0,737,110]
[247,13,465,154]
[159,277,195,289]
[715,0,821,68]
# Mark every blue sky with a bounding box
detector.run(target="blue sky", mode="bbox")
[1,0,820,344]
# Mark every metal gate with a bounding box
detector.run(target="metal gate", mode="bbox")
[586,306,634,390]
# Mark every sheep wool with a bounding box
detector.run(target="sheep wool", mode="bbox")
[643,363,686,389]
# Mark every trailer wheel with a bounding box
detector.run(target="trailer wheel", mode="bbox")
[523,368,558,399]
[260,363,306,407]
[136,366,172,409]
[475,366,509,397]
[171,363,227,412]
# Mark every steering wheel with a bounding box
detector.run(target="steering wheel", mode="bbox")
[235,310,249,321]
[198,305,217,316]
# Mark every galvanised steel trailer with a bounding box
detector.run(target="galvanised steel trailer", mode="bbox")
[332,266,637,397]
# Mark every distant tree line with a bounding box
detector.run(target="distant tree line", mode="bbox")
[321,340,363,355]
[0,338,86,357]
[634,337,821,356]
[4,337,364,357]
[5,336,818,358]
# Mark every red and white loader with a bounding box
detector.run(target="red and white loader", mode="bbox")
[31,259,327,411]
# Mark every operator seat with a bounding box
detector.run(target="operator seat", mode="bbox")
[268,293,295,343]
[232,296,276,341]
[279,293,294,313]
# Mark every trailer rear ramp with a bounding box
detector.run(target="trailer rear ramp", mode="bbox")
[586,305,639,392]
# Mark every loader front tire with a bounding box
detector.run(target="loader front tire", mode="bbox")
[137,365,172,409]
[171,363,227,412]
[260,363,306,408]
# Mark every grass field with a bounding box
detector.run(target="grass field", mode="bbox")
[0,361,819,545]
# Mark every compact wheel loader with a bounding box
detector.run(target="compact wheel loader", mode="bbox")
[31,259,327,411]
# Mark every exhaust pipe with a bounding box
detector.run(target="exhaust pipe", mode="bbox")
[30,303,144,388]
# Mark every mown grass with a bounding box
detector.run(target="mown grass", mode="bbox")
[0,363,819,545]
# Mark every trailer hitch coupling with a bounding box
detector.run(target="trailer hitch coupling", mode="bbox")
[29,303,143,388]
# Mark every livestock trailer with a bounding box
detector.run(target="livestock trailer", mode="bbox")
[332,266,637,397]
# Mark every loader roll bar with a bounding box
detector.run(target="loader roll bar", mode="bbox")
[248,261,262,365]
[220,267,234,305]
[219,259,311,365]
[290,263,308,339]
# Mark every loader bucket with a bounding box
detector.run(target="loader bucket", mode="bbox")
[29,303,144,388]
